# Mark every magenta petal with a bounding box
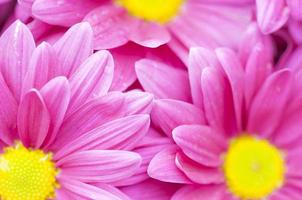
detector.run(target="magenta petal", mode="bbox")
[58,177,124,200]
[84,5,132,49]
[32,0,100,26]
[173,125,225,167]
[148,146,192,184]
[172,185,230,200]
[51,92,125,152]
[58,150,141,183]
[248,69,293,138]
[151,99,205,137]
[53,22,93,77]
[22,42,56,96]
[54,115,150,160]
[175,152,224,184]
[17,89,50,148]
[68,50,114,115]
[0,20,35,102]
[0,73,18,145]
[123,91,154,115]
[40,77,70,148]
[129,21,170,48]
[136,59,191,101]
[121,179,180,200]
[256,0,289,34]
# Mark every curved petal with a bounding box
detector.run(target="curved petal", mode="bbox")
[17,89,50,148]
[122,91,154,115]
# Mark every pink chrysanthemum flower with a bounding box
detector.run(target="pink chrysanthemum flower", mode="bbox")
[0,20,156,199]
[17,0,252,61]
[136,25,302,199]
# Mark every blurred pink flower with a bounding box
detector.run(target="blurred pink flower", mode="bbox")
[0,20,162,199]
[136,25,302,199]
[17,0,252,62]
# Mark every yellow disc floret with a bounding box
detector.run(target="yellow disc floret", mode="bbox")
[224,135,285,199]
[115,0,185,24]
[0,142,59,200]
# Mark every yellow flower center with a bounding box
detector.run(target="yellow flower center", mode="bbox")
[115,0,185,24]
[0,142,59,200]
[224,135,285,199]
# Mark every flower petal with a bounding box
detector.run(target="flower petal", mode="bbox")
[17,89,50,148]
[151,99,205,137]
[136,59,191,101]
[122,91,154,115]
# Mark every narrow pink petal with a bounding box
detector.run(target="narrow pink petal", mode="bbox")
[58,177,124,200]
[40,77,70,148]
[121,179,180,200]
[215,48,244,130]
[201,67,237,135]
[151,99,205,137]
[0,20,35,102]
[68,50,114,115]
[188,47,219,108]
[256,0,289,34]
[32,0,100,26]
[51,92,125,152]
[54,115,150,160]
[175,152,224,184]
[110,43,145,91]
[173,125,226,167]
[22,42,56,96]
[92,183,131,200]
[58,150,141,183]
[122,91,153,115]
[52,22,93,77]
[17,89,50,148]
[148,146,193,184]
[0,73,18,145]
[129,21,170,48]
[172,185,230,200]
[84,5,132,49]
[136,59,191,101]
[248,69,293,138]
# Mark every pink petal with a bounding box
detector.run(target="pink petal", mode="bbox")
[39,77,70,148]
[151,99,205,137]
[17,89,50,148]
[58,176,124,200]
[84,5,132,49]
[51,92,125,152]
[136,59,191,101]
[52,22,93,77]
[92,183,131,200]
[247,69,293,138]
[173,125,226,167]
[110,43,145,91]
[129,21,170,48]
[215,48,244,130]
[148,146,193,184]
[58,150,141,183]
[256,0,289,34]
[188,47,219,108]
[122,91,154,115]
[121,179,180,200]
[54,115,150,160]
[0,20,35,102]
[67,50,114,115]
[175,152,224,184]
[32,0,100,26]
[201,67,237,135]
[172,185,231,200]
[0,73,18,145]
[22,42,56,96]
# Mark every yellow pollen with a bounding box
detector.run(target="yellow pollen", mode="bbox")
[224,135,285,199]
[115,0,185,24]
[0,142,59,200]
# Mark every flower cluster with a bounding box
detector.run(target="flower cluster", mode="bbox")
[0,0,302,200]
